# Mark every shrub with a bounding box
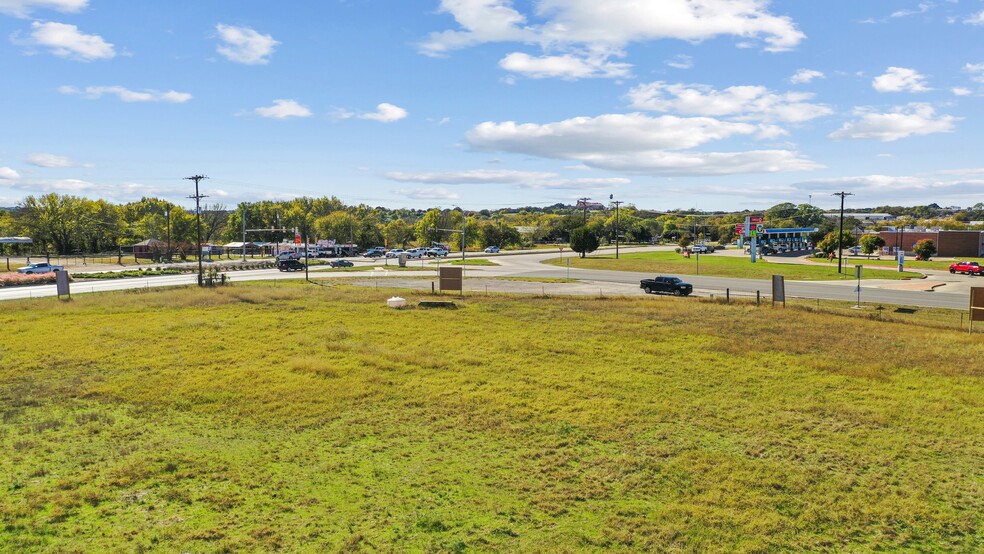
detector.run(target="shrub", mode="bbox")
[0,272,63,288]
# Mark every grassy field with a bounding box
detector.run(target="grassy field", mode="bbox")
[810,256,983,272]
[546,251,924,281]
[0,283,981,552]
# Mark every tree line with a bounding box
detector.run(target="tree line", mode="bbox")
[1,194,981,257]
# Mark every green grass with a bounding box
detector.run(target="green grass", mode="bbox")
[0,284,981,552]
[496,277,578,283]
[445,258,498,266]
[547,251,923,280]
[811,256,983,272]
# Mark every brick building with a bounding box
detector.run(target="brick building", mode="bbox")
[877,230,984,257]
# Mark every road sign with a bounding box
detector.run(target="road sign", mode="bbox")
[750,215,764,223]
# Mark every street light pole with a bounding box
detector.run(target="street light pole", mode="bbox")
[833,191,853,274]
[165,207,171,263]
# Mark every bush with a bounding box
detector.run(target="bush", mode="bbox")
[0,272,64,288]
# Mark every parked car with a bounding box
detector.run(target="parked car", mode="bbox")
[848,246,863,255]
[329,259,354,268]
[385,248,405,258]
[691,244,708,253]
[640,275,693,296]
[363,247,385,258]
[424,247,449,257]
[276,259,306,272]
[16,262,64,274]
[405,248,426,259]
[276,251,302,261]
[484,246,500,253]
[949,261,983,275]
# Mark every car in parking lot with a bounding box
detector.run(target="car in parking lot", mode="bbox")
[16,262,64,274]
[385,249,405,258]
[484,246,500,253]
[424,247,449,257]
[640,275,693,296]
[691,244,708,253]
[276,259,306,272]
[949,261,982,275]
[329,259,354,268]
[405,248,426,259]
[362,247,385,258]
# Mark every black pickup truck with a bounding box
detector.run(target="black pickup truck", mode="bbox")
[640,275,693,296]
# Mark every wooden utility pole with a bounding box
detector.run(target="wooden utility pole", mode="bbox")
[186,175,208,285]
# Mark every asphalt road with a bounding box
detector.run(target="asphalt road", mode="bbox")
[1,247,977,310]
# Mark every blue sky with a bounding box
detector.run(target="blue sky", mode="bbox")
[1,0,983,213]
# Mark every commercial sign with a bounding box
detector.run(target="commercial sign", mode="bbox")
[749,215,764,224]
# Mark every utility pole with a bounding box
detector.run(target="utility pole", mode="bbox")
[578,197,591,225]
[186,175,208,286]
[833,191,853,274]
[609,195,622,259]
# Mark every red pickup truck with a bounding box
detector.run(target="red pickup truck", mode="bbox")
[949,261,982,275]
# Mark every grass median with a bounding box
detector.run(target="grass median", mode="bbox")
[0,283,980,551]
[547,251,923,280]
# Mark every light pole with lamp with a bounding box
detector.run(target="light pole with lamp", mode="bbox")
[833,191,853,274]
[165,207,171,263]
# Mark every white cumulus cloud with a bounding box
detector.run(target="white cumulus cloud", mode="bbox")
[419,0,804,80]
[499,52,631,79]
[253,99,312,119]
[26,153,73,167]
[665,54,693,69]
[626,82,833,123]
[964,62,984,83]
[359,103,407,122]
[828,103,958,141]
[215,24,279,65]
[872,67,930,92]
[952,87,972,96]
[0,167,21,180]
[466,112,820,176]
[59,85,192,103]
[25,21,114,61]
[789,69,824,84]
[964,10,984,25]
[0,0,86,17]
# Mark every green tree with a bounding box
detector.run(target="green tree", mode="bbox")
[859,234,885,255]
[569,227,599,258]
[913,239,936,261]
[383,219,415,249]
[816,230,857,255]
[19,193,85,254]
[765,202,797,226]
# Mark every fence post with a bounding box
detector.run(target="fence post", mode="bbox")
[756,290,760,305]
[726,288,730,303]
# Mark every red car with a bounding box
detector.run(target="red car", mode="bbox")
[949,261,982,275]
